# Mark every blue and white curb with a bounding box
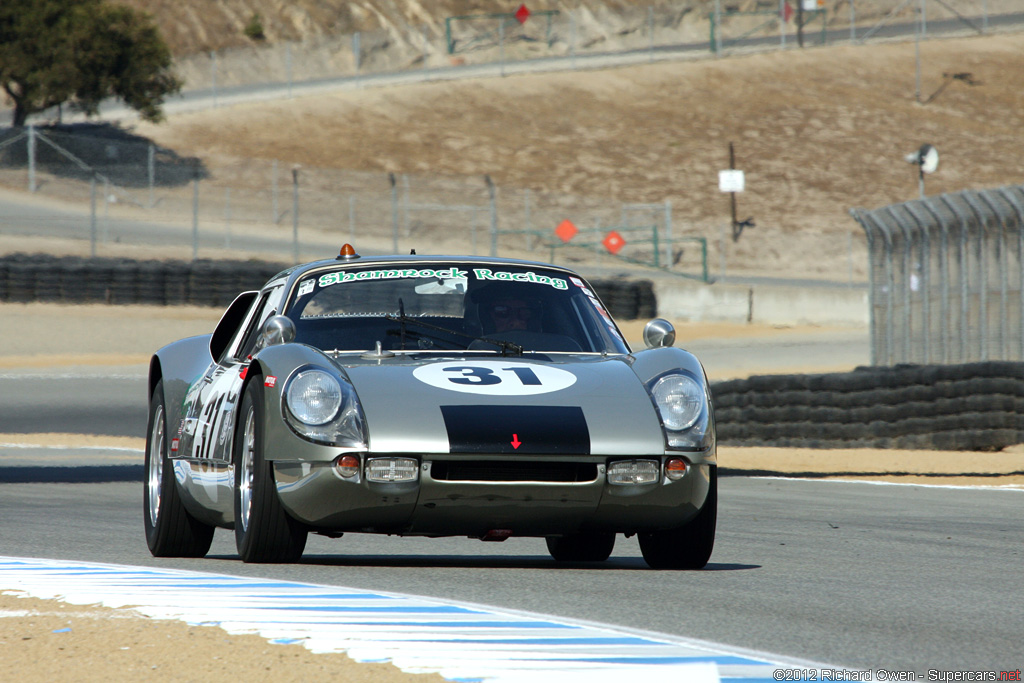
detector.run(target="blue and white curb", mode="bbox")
[1,556,829,682]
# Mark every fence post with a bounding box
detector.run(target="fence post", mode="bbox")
[353,32,361,73]
[272,160,279,223]
[524,189,532,251]
[27,124,36,193]
[996,187,1024,361]
[978,190,1011,359]
[961,193,990,361]
[148,143,156,208]
[389,173,399,253]
[224,187,232,249]
[90,174,98,258]
[886,206,915,363]
[941,195,973,362]
[914,199,952,364]
[485,175,497,257]
[292,166,300,263]
[192,166,200,261]
[664,200,673,268]
[211,51,218,108]
[349,195,356,243]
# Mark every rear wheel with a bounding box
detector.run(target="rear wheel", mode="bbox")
[144,379,214,557]
[546,532,615,562]
[233,379,307,563]
[639,467,717,570]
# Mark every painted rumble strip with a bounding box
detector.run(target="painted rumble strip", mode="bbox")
[0,557,830,683]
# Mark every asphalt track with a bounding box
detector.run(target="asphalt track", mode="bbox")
[1,446,1022,673]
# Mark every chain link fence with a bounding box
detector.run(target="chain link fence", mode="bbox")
[0,125,711,280]
[850,185,1024,366]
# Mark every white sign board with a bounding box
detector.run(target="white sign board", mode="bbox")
[718,169,745,193]
[802,0,825,9]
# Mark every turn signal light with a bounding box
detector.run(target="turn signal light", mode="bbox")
[335,454,360,478]
[665,457,689,481]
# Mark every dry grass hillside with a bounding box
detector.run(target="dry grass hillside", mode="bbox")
[130,24,1024,278]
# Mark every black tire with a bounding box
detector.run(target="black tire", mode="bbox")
[144,380,215,557]
[233,380,307,563]
[545,532,616,562]
[639,467,717,570]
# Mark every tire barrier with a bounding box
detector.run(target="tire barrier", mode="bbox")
[0,253,657,320]
[712,362,1024,451]
[0,253,285,309]
[588,279,657,320]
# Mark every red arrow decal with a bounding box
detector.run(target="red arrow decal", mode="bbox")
[511,434,521,449]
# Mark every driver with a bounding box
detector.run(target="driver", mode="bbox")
[486,296,539,333]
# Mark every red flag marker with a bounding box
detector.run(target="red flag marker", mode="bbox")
[511,434,521,449]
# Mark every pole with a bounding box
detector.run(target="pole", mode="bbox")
[90,174,97,258]
[211,51,218,108]
[914,5,922,103]
[713,0,721,55]
[780,0,786,48]
[291,167,300,264]
[147,143,155,208]
[27,125,36,193]
[224,188,232,249]
[485,175,498,257]
[192,169,199,261]
[272,160,279,223]
[389,173,399,252]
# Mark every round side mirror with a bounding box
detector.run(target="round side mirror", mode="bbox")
[642,318,676,349]
[262,315,296,346]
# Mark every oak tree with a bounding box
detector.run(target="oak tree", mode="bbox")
[0,0,181,127]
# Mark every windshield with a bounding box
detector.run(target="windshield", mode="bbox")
[284,263,629,355]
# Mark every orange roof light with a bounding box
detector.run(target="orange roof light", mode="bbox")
[336,243,360,261]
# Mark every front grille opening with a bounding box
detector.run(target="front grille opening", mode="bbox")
[431,460,598,483]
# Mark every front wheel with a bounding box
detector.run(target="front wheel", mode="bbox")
[546,532,615,562]
[639,466,717,570]
[144,379,214,557]
[233,379,307,563]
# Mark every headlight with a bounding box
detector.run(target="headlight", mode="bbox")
[286,370,342,425]
[283,369,366,447]
[651,374,704,431]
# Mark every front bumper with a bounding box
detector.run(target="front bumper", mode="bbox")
[273,453,713,537]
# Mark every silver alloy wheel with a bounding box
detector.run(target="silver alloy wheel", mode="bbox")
[147,404,164,527]
[238,407,256,533]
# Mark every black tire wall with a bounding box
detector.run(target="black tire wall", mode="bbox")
[712,362,1024,451]
[0,253,657,318]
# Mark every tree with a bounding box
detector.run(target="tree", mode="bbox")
[0,0,181,127]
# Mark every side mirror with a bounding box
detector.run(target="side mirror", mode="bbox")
[642,318,676,349]
[262,315,296,347]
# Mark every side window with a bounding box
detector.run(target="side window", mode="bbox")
[235,286,284,361]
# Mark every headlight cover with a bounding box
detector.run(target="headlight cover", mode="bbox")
[649,372,709,449]
[283,368,366,447]
[651,374,704,430]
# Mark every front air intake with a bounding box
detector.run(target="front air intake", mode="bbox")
[430,461,597,483]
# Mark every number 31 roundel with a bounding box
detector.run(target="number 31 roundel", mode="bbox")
[412,361,577,396]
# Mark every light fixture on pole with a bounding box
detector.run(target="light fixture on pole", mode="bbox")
[904,143,938,199]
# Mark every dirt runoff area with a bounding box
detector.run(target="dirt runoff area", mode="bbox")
[1,302,1022,683]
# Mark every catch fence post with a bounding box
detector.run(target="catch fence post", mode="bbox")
[27,125,36,193]
[292,166,300,264]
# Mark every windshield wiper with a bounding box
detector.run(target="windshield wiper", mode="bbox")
[383,313,523,356]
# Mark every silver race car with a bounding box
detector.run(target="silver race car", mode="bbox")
[144,247,716,569]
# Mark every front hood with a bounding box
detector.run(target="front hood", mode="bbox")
[341,354,665,456]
